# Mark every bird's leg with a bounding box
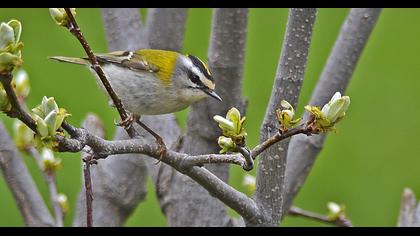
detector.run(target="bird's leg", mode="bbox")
[115,112,137,130]
[134,117,167,162]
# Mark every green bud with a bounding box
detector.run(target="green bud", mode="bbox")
[0,22,15,49]
[217,136,236,154]
[0,87,11,112]
[13,69,30,99]
[321,92,350,123]
[213,115,236,131]
[0,51,23,72]
[276,100,301,130]
[0,20,23,73]
[42,96,59,115]
[242,174,256,195]
[214,107,247,145]
[49,8,76,26]
[57,193,69,214]
[326,201,345,221]
[41,148,62,172]
[44,110,58,136]
[34,114,49,138]
[13,119,34,149]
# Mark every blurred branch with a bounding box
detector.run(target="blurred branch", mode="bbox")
[26,147,63,227]
[145,8,187,50]
[397,188,420,227]
[253,8,317,226]
[289,206,352,227]
[0,122,55,226]
[283,8,382,215]
[101,8,148,50]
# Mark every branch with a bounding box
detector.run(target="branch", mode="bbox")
[283,8,382,215]
[63,8,137,138]
[166,8,250,227]
[0,122,55,226]
[288,206,352,227]
[101,8,148,50]
[145,8,187,50]
[26,147,63,227]
[253,8,317,226]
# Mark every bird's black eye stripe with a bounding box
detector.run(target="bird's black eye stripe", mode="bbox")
[188,70,204,87]
[188,55,213,81]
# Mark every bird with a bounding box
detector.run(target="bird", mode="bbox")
[50,49,222,155]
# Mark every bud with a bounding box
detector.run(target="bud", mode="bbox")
[41,148,62,172]
[327,201,345,220]
[276,100,301,130]
[321,92,350,124]
[49,8,76,26]
[57,193,69,214]
[242,174,256,195]
[0,85,11,112]
[34,114,49,138]
[13,119,34,149]
[13,69,30,99]
[214,107,247,146]
[305,92,351,133]
[217,136,236,154]
[0,20,23,73]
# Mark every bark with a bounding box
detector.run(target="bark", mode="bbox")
[162,8,249,226]
[283,8,382,215]
[101,8,148,50]
[0,122,55,226]
[252,8,317,226]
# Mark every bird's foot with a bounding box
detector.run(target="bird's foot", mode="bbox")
[116,112,139,130]
[154,136,167,164]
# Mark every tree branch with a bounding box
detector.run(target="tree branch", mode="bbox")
[283,8,382,215]
[0,122,55,226]
[101,8,148,50]
[164,8,249,227]
[63,8,137,138]
[26,147,63,227]
[253,8,317,226]
[288,206,352,227]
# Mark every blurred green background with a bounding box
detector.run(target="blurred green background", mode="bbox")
[0,8,419,227]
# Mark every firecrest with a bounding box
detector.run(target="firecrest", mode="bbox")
[50,49,222,116]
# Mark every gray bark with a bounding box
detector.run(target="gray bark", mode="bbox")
[164,8,249,226]
[283,8,382,215]
[397,188,420,227]
[0,122,55,226]
[101,8,148,50]
[252,8,317,226]
[146,8,188,51]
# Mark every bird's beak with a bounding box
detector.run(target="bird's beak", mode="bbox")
[204,89,222,101]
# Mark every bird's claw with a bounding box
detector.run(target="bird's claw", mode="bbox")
[154,137,167,165]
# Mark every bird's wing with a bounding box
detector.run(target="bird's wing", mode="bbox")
[95,50,160,73]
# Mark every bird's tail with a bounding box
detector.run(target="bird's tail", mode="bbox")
[49,56,89,65]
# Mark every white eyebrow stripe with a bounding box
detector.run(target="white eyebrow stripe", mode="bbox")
[127,51,134,60]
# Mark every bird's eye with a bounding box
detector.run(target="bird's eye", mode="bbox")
[190,73,201,85]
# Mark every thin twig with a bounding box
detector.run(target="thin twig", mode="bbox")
[26,147,63,227]
[0,72,36,131]
[82,153,95,227]
[63,8,137,138]
[289,206,352,227]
